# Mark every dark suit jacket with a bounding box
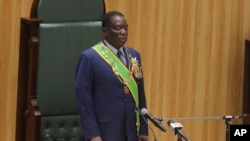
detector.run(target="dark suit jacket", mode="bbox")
[75,43,148,141]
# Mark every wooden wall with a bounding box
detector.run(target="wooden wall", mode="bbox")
[1,0,250,141]
[0,0,33,140]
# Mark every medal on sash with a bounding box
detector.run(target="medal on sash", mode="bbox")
[124,86,130,93]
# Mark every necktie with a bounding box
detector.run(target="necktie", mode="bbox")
[117,50,126,65]
[117,50,122,58]
[123,47,129,67]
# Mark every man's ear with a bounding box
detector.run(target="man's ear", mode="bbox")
[102,27,108,36]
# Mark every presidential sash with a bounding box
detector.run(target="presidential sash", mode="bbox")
[92,42,140,131]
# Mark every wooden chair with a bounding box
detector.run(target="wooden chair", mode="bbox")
[16,0,105,140]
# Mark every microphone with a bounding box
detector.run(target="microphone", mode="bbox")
[140,108,167,132]
[167,120,191,141]
[136,108,158,141]
[223,114,247,120]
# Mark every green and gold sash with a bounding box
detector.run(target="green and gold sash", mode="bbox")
[92,42,140,131]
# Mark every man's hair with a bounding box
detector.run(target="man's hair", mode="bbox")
[102,11,124,27]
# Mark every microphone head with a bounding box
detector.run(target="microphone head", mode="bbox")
[167,120,183,128]
[167,120,183,135]
[140,108,148,116]
[167,119,174,126]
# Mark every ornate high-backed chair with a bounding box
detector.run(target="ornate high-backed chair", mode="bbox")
[16,0,105,141]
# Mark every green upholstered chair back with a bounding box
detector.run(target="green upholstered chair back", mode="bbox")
[36,0,105,140]
[37,0,104,22]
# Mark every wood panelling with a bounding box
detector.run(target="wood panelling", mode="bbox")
[0,0,33,140]
[0,0,250,141]
[105,0,250,140]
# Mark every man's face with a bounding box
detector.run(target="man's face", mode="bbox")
[103,15,128,49]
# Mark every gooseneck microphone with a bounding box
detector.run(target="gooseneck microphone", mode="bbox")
[167,120,191,141]
[140,108,167,132]
[136,108,158,141]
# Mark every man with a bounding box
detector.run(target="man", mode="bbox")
[75,11,149,141]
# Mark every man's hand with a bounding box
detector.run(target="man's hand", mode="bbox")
[138,135,150,141]
[90,136,102,141]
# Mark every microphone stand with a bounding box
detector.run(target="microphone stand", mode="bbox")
[162,114,248,141]
[176,131,191,141]
[223,116,233,141]
[136,108,160,141]
[222,115,248,141]
[177,135,182,141]
[141,116,158,141]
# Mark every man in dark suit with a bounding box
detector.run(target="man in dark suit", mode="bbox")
[75,11,149,141]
